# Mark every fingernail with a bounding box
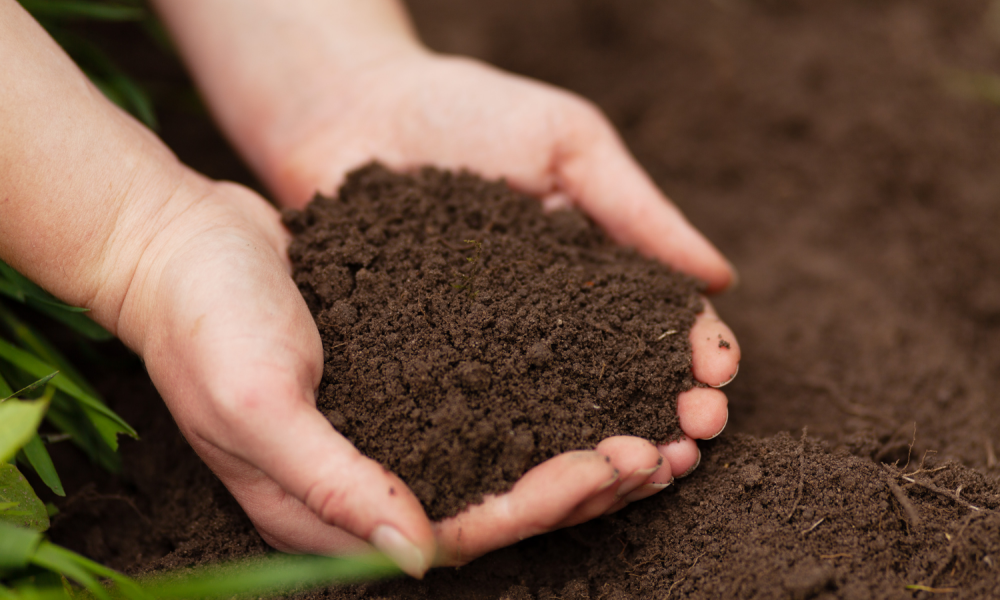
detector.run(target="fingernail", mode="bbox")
[679,449,702,479]
[709,363,739,389]
[724,262,740,292]
[597,468,620,492]
[370,525,427,579]
[615,462,663,499]
[706,412,729,440]
[622,481,672,504]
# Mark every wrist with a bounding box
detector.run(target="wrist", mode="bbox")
[152,0,428,204]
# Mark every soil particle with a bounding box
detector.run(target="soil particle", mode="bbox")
[283,164,702,519]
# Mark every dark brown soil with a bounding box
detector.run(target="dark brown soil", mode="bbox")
[282,164,700,520]
[44,0,1000,598]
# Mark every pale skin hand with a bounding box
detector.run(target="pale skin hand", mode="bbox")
[0,0,740,580]
[152,0,741,571]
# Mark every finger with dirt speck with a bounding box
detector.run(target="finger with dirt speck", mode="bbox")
[690,299,741,387]
[561,436,665,522]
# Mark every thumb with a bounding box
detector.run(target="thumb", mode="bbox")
[554,106,735,292]
[192,389,437,578]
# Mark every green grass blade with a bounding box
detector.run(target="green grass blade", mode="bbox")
[21,300,111,343]
[0,523,43,570]
[30,544,110,600]
[0,465,49,532]
[0,262,110,342]
[0,340,136,444]
[2,374,59,403]
[21,435,65,497]
[0,265,80,313]
[0,306,100,397]
[50,31,157,131]
[18,0,144,22]
[0,279,26,303]
[45,397,121,473]
[137,553,400,599]
[0,399,48,463]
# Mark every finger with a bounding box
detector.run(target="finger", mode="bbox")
[559,436,664,524]
[677,387,729,440]
[690,299,741,387]
[432,450,617,566]
[658,436,702,478]
[554,102,735,292]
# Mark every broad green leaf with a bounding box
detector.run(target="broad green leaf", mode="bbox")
[30,543,110,600]
[21,436,64,497]
[0,400,48,463]
[18,0,144,22]
[0,522,43,570]
[0,340,135,444]
[0,464,49,532]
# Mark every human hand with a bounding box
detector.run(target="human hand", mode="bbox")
[123,175,737,576]
[245,52,741,565]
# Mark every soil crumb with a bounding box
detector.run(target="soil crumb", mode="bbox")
[283,164,702,520]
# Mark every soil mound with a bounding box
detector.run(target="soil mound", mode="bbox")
[283,164,701,519]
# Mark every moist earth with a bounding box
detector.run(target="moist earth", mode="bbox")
[43,0,1000,598]
[282,164,701,520]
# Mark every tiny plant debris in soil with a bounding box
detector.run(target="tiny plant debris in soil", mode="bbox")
[283,164,704,520]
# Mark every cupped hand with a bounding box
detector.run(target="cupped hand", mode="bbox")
[242,51,741,565]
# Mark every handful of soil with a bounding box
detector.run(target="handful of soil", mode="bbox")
[283,164,703,520]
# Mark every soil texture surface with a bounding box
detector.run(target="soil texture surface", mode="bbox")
[283,164,701,519]
[46,0,1000,598]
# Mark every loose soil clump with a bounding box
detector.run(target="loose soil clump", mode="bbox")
[282,164,702,520]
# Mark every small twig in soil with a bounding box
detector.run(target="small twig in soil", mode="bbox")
[902,422,917,471]
[887,477,922,528]
[663,578,685,600]
[617,338,646,371]
[819,553,852,560]
[801,517,825,535]
[986,438,997,469]
[901,475,993,513]
[905,584,956,593]
[328,341,347,350]
[654,329,678,342]
[785,427,808,522]
[875,421,919,464]
[597,362,607,383]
